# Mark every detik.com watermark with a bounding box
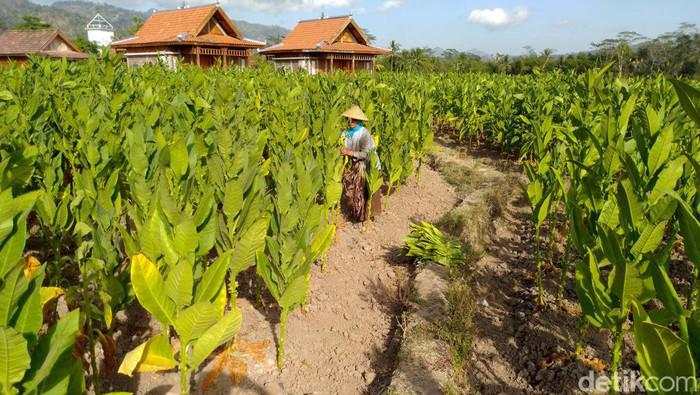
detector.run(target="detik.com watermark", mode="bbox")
[579,370,698,393]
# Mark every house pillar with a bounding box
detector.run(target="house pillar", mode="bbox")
[330,54,334,72]
[195,46,200,66]
[223,51,227,67]
[352,55,355,72]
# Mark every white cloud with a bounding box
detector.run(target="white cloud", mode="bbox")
[468,6,529,28]
[379,0,403,11]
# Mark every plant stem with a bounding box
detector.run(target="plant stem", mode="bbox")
[179,355,190,395]
[277,308,288,369]
[610,322,625,394]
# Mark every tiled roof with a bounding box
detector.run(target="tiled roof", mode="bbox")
[0,29,87,58]
[319,42,390,55]
[111,4,263,48]
[260,16,389,55]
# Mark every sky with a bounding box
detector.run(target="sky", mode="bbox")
[37,0,700,54]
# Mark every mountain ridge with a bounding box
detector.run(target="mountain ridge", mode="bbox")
[0,0,289,43]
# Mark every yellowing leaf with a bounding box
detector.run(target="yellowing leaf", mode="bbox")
[23,256,41,279]
[40,287,64,307]
[118,334,176,377]
[130,254,176,326]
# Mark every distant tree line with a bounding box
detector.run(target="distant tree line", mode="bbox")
[378,23,700,78]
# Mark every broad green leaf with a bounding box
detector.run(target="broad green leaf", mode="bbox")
[0,327,30,392]
[194,252,230,304]
[647,125,673,175]
[173,219,198,258]
[631,221,667,257]
[130,254,176,326]
[671,79,700,128]
[23,310,80,393]
[230,218,268,275]
[632,302,696,393]
[190,308,242,369]
[117,333,176,377]
[223,180,244,218]
[169,138,189,177]
[165,261,193,308]
[668,193,700,266]
[173,302,219,344]
[649,157,686,204]
[279,272,311,311]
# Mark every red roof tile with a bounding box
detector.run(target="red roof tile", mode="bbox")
[260,16,389,55]
[0,29,87,58]
[111,4,263,48]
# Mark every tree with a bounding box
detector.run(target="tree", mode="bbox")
[73,36,100,55]
[14,15,51,30]
[127,16,144,36]
[363,29,377,44]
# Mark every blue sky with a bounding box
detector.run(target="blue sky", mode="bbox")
[39,0,700,54]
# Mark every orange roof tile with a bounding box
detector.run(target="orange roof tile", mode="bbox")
[260,16,389,55]
[111,4,263,48]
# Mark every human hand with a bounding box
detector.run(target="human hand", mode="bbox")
[341,148,354,157]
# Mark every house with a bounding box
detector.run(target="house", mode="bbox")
[110,4,265,68]
[86,14,115,47]
[0,29,88,63]
[259,16,389,74]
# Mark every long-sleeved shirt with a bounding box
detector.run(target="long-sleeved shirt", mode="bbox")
[344,126,375,161]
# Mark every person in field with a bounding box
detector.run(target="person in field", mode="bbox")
[340,105,382,222]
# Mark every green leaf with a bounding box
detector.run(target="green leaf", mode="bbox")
[668,193,700,266]
[230,218,268,275]
[632,302,696,392]
[223,180,244,218]
[170,138,189,178]
[22,310,80,393]
[0,327,30,392]
[194,252,230,304]
[117,333,176,377]
[173,219,198,258]
[631,221,667,257]
[0,215,28,279]
[190,308,242,369]
[130,254,176,326]
[279,272,310,311]
[647,125,673,176]
[649,157,686,204]
[173,302,220,345]
[671,79,700,128]
[165,261,193,308]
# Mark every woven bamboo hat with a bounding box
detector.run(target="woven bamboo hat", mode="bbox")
[342,105,369,121]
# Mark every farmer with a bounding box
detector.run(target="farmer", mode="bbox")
[340,105,381,222]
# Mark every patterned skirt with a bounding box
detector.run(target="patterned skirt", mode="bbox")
[342,160,367,222]
[342,160,383,222]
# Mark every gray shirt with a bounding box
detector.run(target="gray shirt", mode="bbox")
[344,126,375,161]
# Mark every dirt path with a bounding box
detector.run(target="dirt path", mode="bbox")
[132,165,458,394]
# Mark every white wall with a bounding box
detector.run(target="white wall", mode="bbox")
[87,30,114,47]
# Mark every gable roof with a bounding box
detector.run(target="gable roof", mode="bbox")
[0,29,87,59]
[260,16,389,55]
[111,4,264,49]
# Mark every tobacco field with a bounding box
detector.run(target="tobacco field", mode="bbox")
[0,56,699,393]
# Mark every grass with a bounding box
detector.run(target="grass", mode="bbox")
[433,251,477,391]
[429,156,485,195]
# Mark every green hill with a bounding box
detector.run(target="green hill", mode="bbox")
[0,0,288,43]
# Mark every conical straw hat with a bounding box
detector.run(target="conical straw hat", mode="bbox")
[342,105,368,121]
